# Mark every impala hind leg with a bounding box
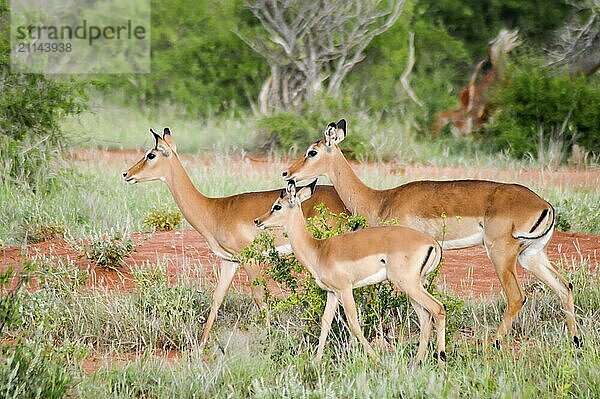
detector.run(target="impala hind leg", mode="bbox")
[316,291,339,362]
[200,260,238,345]
[408,298,433,364]
[242,259,266,308]
[486,241,525,345]
[519,250,580,346]
[242,260,271,330]
[405,285,446,365]
[339,289,378,360]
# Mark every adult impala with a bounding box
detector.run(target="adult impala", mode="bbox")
[123,128,347,344]
[283,120,580,347]
[255,179,446,364]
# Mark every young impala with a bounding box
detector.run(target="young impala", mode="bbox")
[282,120,580,348]
[122,128,347,344]
[254,179,446,365]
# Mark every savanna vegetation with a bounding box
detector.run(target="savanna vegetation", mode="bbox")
[1,0,599,397]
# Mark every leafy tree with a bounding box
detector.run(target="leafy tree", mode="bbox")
[97,0,267,116]
[484,58,600,159]
[0,0,85,187]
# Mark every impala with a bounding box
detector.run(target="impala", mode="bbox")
[254,179,446,364]
[122,128,347,344]
[283,120,580,347]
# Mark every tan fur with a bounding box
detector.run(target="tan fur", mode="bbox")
[123,129,347,344]
[283,121,580,346]
[255,182,446,365]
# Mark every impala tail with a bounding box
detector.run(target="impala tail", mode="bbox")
[512,206,555,241]
[420,242,443,281]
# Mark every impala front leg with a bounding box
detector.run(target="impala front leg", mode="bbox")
[200,259,238,345]
[339,288,379,362]
[242,259,270,328]
[316,291,339,362]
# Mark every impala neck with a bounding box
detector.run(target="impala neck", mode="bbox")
[163,155,215,235]
[327,147,379,224]
[285,206,321,276]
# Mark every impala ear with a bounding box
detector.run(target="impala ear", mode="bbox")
[162,127,177,152]
[323,119,346,146]
[286,180,297,204]
[336,119,347,141]
[297,178,317,203]
[279,189,286,199]
[150,128,170,156]
[150,128,162,147]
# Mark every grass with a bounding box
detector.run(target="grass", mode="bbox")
[1,99,598,397]
[0,256,598,398]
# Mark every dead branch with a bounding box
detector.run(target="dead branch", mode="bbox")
[400,32,423,107]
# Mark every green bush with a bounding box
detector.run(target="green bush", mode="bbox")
[82,232,136,269]
[143,205,183,232]
[485,59,600,160]
[0,341,72,399]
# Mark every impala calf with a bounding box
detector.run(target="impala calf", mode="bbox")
[283,119,580,348]
[254,180,446,365]
[122,128,347,344]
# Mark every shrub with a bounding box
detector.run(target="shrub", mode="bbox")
[254,110,374,160]
[0,2,86,188]
[485,59,600,160]
[0,341,72,399]
[20,217,66,244]
[143,205,183,232]
[82,232,136,269]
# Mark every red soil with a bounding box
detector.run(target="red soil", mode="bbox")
[2,229,598,300]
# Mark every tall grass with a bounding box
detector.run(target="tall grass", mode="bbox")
[1,257,598,398]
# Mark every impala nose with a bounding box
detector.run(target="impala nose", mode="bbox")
[122,171,128,178]
[282,171,288,178]
[253,219,260,226]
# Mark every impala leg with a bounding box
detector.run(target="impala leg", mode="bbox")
[242,259,266,308]
[200,260,238,345]
[486,242,525,345]
[338,289,378,361]
[519,251,580,346]
[316,291,339,362]
[406,286,446,365]
[408,297,433,364]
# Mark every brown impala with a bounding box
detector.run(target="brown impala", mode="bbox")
[282,119,580,348]
[123,128,347,344]
[255,179,446,365]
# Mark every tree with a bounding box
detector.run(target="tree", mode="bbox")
[243,0,405,113]
[549,0,599,76]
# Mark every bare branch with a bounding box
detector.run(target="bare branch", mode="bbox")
[400,32,423,107]
[245,0,406,112]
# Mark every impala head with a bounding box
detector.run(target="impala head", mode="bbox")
[254,179,318,229]
[122,127,178,184]
[282,119,346,182]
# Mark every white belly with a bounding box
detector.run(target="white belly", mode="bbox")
[353,268,387,288]
[441,232,484,250]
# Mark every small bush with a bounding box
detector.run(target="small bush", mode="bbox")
[20,219,66,244]
[254,110,373,160]
[0,341,72,399]
[83,232,136,269]
[143,205,183,232]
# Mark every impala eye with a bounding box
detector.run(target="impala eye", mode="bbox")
[307,149,318,157]
[147,152,156,160]
[273,204,282,211]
